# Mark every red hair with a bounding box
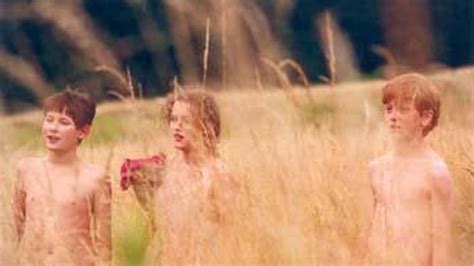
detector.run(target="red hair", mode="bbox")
[382,73,440,136]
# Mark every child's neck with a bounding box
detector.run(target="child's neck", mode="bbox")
[179,148,212,167]
[392,135,428,158]
[46,149,79,165]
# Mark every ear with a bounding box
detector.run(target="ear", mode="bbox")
[420,110,434,128]
[78,124,92,141]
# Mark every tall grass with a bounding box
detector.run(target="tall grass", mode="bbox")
[0,68,473,265]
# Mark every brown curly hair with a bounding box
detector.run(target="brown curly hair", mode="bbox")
[382,73,441,136]
[162,89,221,155]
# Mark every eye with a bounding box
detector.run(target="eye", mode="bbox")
[170,115,178,122]
[384,105,393,112]
[59,118,72,126]
[44,116,54,122]
[400,105,412,112]
[181,116,190,124]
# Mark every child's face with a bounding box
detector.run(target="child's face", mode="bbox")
[384,100,425,140]
[42,111,89,152]
[169,101,199,153]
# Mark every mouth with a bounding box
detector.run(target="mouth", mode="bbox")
[173,133,184,142]
[46,135,61,144]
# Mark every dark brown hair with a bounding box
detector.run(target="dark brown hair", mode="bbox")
[382,73,441,136]
[43,89,96,129]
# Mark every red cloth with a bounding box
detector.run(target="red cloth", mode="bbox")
[120,153,166,190]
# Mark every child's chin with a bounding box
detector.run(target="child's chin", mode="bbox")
[174,143,188,151]
[389,131,403,138]
[391,132,413,141]
[46,145,61,151]
[45,143,72,152]
[45,142,58,149]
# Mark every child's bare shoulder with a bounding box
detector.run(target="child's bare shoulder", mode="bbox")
[369,154,391,168]
[16,157,43,183]
[368,154,391,179]
[213,159,240,190]
[81,162,109,189]
[426,152,452,188]
[427,152,449,174]
[83,162,106,176]
[16,157,42,172]
[213,159,229,175]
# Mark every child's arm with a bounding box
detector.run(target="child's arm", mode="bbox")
[93,174,112,264]
[130,168,160,231]
[207,165,240,225]
[431,164,453,266]
[120,154,165,232]
[353,161,377,263]
[11,160,27,243]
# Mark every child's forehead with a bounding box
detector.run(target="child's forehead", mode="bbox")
[172,100,194,113]
[383,87,418,104]
[384,96,415,104]
[173,100,191,107]
[44,108,73,119]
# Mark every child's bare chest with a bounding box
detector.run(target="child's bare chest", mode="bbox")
[24,169,93,213]
[374,163,431,206]
[160,170,208,200]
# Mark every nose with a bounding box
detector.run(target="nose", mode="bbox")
[389,109,401,122]
[172,118,183,131]
[45,120,59,131]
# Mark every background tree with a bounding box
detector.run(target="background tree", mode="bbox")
[0,0,471,112]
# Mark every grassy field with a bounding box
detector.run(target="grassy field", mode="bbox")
[1,68,473,265]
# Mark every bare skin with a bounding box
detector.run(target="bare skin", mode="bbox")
[12,111,111,265]
[359,100,452,265]
[12,157,111,265]
[153,156,236,265]
[129,101,238,265]
[366,150,452,265]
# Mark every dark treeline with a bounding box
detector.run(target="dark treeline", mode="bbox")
[0,0,471,112]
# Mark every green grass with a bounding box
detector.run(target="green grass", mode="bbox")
[89,111,130,144]
[8,120,43,149]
